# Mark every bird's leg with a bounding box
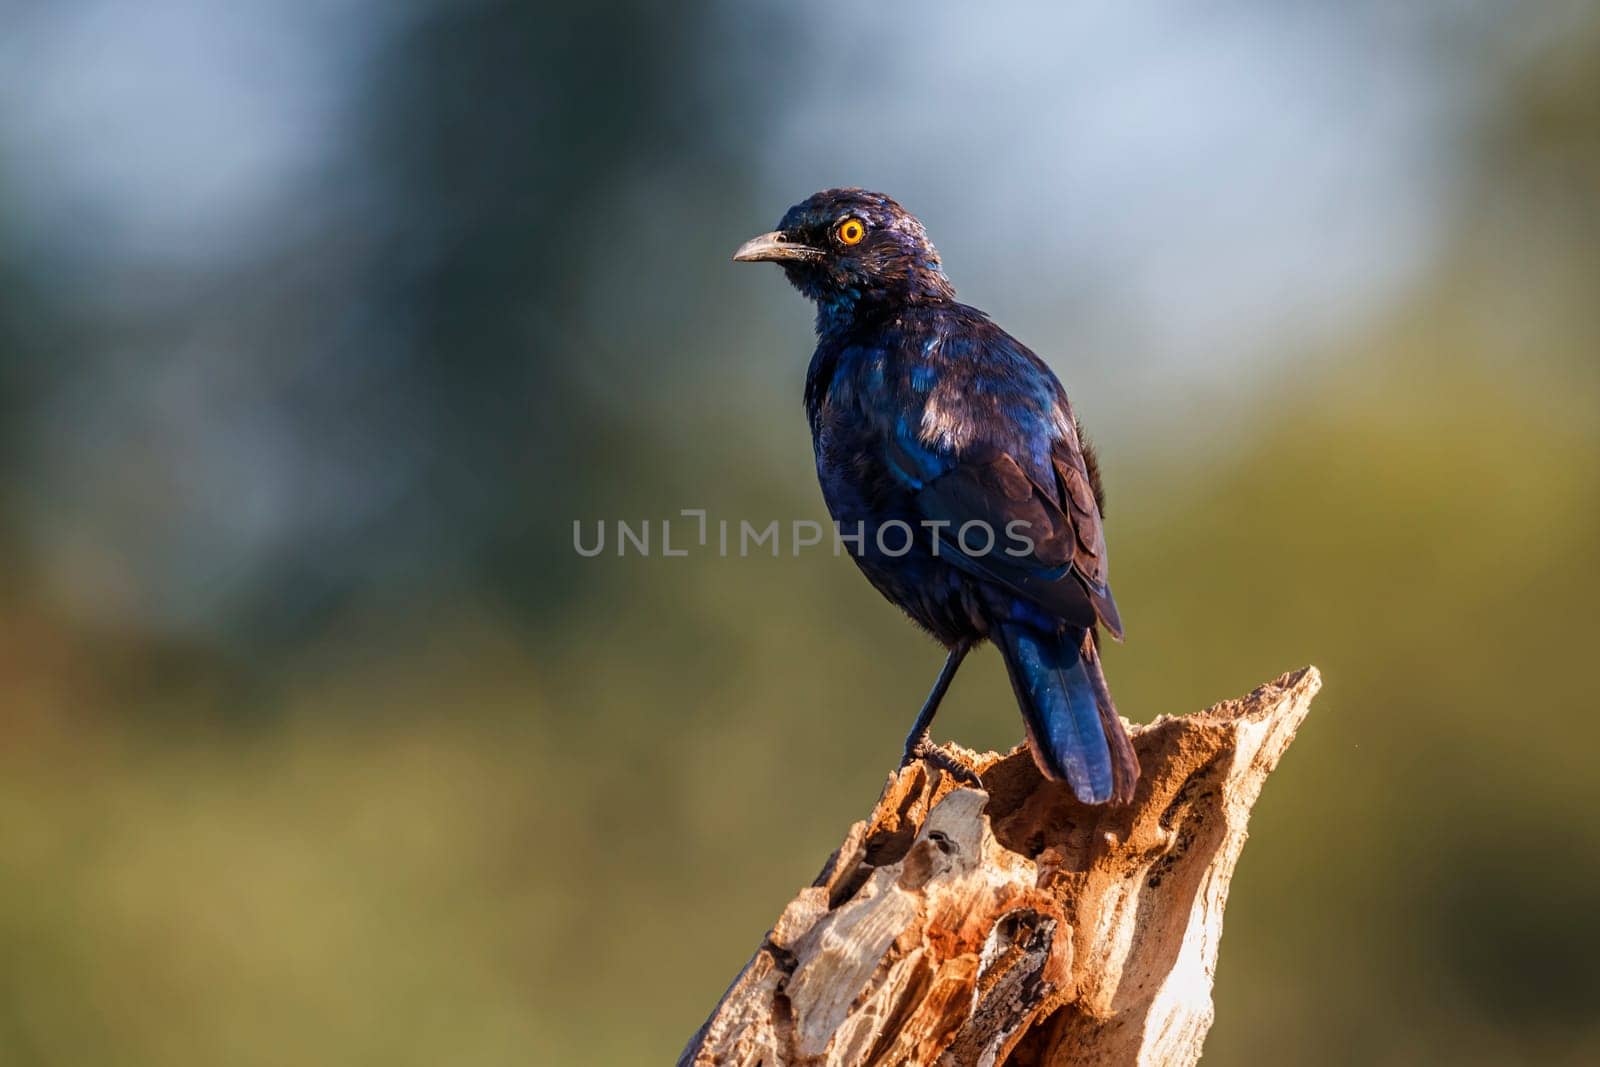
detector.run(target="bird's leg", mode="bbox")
[900,639,982,787]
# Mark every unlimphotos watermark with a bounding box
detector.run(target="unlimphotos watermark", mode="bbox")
[572,510,1038,559]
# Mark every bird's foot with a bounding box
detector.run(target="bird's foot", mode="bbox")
[901,736,983,789]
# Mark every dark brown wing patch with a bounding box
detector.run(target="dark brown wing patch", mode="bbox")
[1052,430,1123,639]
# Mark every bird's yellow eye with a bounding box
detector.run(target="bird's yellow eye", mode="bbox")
[836,218,866,246]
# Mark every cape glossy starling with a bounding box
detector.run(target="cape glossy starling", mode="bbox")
[735,188,1137,805]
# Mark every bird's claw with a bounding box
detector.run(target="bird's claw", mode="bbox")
[901,737,983,789]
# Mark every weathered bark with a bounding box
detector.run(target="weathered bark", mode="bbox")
[680,667,1321,1067]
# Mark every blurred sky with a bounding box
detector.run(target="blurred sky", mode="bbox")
[0,0,1542,642]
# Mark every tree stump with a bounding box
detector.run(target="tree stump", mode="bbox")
[680,667,1321,1067]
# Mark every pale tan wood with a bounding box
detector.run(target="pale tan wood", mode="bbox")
[680,667,1321,1067]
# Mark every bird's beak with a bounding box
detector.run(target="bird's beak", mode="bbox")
[732,231,823,263]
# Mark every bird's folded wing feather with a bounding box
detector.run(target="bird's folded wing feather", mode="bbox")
[888,430,1122,637]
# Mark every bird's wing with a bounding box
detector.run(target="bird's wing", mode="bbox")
[888,428,1123,637]
[1047,419,1122,636]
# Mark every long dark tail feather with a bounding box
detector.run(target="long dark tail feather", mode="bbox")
[993,622,1139,805]
[1081,629,1139,804]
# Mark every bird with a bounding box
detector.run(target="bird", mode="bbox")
[734,188,1138,805]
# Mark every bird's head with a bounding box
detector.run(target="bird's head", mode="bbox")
[734,189,955,323]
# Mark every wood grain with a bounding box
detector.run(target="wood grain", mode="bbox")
[680,667,1321,1067]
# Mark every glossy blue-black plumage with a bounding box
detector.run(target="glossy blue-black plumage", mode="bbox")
[740,188,1138,805]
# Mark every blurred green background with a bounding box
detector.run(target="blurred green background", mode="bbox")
[1,2,1597,1064]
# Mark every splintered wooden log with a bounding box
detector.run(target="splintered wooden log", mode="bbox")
[680,667,1321,1067]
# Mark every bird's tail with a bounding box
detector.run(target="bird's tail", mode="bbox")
[992,622,1139,805]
